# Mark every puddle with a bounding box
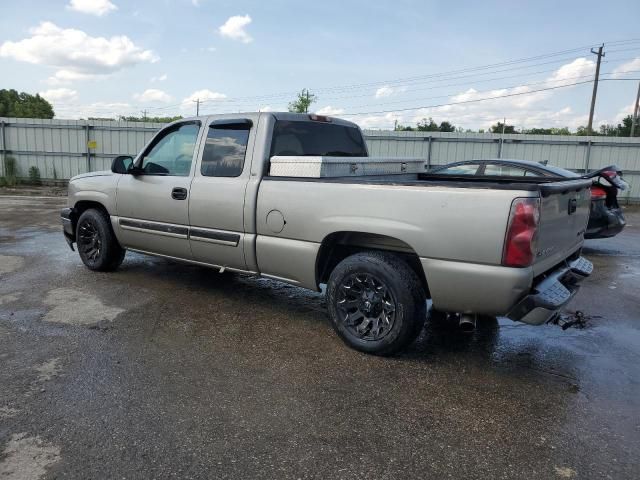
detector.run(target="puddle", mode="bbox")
[0,433,60,480]
[0,256,24,275]
[42,288,124,325]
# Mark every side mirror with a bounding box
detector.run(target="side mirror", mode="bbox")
[111,155,134,174]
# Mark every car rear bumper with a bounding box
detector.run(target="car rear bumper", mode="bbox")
[585,205,625,239]
[506,256,593,325]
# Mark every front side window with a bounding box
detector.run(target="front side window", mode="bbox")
[433,164,480,175]
[201,124,250,177]
[141,123,200,176]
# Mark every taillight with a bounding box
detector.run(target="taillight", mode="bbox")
[591,186,607,200]
[502,198,540,268]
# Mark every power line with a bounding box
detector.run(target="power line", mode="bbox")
[338,80,595,116]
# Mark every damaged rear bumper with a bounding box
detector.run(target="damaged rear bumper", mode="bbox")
[507,256,593,325]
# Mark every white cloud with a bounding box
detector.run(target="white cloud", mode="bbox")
[181,89,227,111]
[375,85,407,98]
[134,88,172,103]
[67,0,117,16]
[53,101,134,119]
[315,106,345,116]
[218,15,253,43]
[612,102,637,124]
[545,57,595,86]
[150,73,168,82]
[39,88,78,103]
[612,58,640,78]
[259,105,273,112]
[0,22,158,85]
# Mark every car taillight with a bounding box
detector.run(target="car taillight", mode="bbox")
[502,198,540,268]
[591,186,607,200]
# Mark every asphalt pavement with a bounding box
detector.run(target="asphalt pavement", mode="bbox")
[0,195,639,479]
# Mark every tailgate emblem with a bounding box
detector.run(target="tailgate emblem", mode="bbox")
[568,198,577,215]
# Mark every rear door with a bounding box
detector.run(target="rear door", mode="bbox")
[532,179,592,275]
[188,118,254,271]
[115,121,202,259]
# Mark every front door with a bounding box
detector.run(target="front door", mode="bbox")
[115,121,202,259]
[188,119,253,270]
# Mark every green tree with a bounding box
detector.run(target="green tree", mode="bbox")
[117,115,183,123]
[523,127,571,135]
[490,122,517,134]
[416,117,439,131]
[438,121,455,132]
[597,115,634,137]
[288,89,317,113]
[0,89,54,119]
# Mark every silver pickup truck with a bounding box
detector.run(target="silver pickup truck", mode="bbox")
[61,112,593,355]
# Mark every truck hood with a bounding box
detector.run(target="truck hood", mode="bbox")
[70,170,113,182]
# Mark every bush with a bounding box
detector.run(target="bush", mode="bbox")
[3,156,17,186]
[28,166,41,185]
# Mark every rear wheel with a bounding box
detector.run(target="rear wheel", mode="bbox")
[327,252,426,356]
[76,208,125,271]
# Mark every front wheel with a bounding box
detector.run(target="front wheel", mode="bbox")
[326,252,426,356]
[76,208,126,271]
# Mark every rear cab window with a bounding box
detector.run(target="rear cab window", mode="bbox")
[270,120,367,158]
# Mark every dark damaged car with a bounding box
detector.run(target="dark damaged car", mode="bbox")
[429,159,628,239]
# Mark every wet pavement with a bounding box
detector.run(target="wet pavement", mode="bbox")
[0,195,639,479]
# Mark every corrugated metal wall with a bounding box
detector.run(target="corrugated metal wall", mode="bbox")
[0,117,164,180]
[2,118,639,200]
[365,130,640,201]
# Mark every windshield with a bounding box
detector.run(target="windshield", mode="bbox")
[270,120,367,157]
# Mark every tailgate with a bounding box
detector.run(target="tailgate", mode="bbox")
[533,179,592,276]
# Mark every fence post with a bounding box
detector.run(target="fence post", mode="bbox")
[497,137,503,159]
[85,122,91,173]
[427,136,432,169]
[0,120,5,177]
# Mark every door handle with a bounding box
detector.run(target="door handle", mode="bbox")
[172,187,188,200]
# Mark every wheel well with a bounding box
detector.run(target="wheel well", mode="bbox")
[315,231,430,297]
[70,201,109,233]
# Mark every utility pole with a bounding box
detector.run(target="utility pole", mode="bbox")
[305,90,309,113]
[587,44,605,135]
[141,110,148,121]
[193,98,200,116]
[631,81,640,137]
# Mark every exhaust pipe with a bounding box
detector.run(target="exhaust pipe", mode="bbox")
[459,314,477,333]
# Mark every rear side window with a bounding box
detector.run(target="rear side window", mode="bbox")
[484,164,540,177]
[270,120,367,157]
[201,123,250,177]
[433,164,480,175]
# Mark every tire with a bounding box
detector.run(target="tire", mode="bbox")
[326,251,426,356]
[76,208,126,271]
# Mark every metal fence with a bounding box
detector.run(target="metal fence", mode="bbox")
[2,117,640,200]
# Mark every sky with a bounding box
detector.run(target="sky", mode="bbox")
[1,0,639,131]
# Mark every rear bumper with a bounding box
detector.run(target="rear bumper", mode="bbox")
[585,205,625,239]
[506,256,593,325]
